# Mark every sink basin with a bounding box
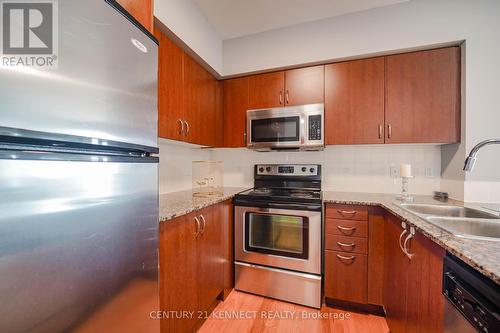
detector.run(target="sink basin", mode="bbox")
[400,204,500,219]
[427,217,500,241]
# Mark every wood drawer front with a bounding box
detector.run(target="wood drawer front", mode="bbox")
[326,218,368,238]
[325,234,368,254]
[326,204,368,221]
[325,250,367,304]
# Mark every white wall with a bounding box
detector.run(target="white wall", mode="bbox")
[222,0,500,202]
[158,139,210,194]
[154,0,223,74]
[210,145,441,195]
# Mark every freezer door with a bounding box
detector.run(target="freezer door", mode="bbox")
[0,152,159,333]
[0,0,158,149]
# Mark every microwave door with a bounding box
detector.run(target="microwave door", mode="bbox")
[248,115,302,148]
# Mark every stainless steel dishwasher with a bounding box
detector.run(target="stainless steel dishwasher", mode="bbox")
[443,254,500,333]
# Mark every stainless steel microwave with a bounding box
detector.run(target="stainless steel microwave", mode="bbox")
[246,103,324,151]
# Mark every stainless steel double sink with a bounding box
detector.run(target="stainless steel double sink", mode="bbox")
[400,203,500,241]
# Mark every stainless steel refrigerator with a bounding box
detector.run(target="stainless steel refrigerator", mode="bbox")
[0,1,159,332]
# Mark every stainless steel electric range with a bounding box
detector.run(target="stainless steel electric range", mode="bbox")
[233,164,322,308]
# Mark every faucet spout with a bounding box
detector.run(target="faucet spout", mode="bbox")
[464,139,500,171]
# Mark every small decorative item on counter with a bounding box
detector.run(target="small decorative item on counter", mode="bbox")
[192,161,223,198]
[433,191,449,202]
[397,164,414,202]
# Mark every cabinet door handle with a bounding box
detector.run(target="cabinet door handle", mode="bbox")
[279,91,283,105]
[337,209,357,216]
[337,225,356,235]
[285,90,289,104]
[336,241,356,248]
[178,119,184,135]
[336,254,356,261]
[378,124,383,139]
[387,124,392,139]
[194,216,201,237]
[184,121,189,136]
[403,226,416,259]
[199,214,206,234]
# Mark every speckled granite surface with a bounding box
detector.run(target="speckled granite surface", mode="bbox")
[323,191,500,285]
[159,187,248,222]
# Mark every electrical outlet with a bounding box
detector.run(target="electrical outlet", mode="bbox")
[424,165,434,178]
[389,165,400,178]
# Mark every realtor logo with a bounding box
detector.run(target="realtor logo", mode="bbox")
[1,0,58,68]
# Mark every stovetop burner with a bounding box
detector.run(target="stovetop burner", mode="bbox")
[234,164,322,208]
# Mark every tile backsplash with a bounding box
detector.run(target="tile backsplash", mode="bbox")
[159,140,442,195]
[209,145,442,195]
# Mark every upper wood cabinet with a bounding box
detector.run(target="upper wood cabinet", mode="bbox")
[385,47,461,143]
[154,27,184,141]
[325,58,385,145]
[284,65,325,106]
[248,71,285,109]
[248,66,325,109]
[223,77,249,147]
[183,54,218,146]
[155,25,222,146]
[116,0,153,33]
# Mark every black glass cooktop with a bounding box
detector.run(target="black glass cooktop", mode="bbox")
[235,187,322,204]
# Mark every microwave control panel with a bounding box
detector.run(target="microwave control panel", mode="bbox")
[308,115,322,141]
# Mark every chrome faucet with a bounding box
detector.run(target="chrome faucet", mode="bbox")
[463,139,500,171]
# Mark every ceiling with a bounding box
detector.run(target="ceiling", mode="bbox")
[194,0,409,40]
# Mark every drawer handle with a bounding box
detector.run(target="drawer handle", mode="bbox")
[337,209,357,216]
[336,254,356,261]
[337,225,356,234]
[337,241,356,248]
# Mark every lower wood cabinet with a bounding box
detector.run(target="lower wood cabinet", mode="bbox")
[159,202,229,333]
[324,203,444,333]
[384,214,445,333]
[324,204,374,308]
[325,250,367,304]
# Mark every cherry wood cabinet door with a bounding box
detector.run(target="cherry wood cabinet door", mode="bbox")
[154,27,185,141]
[383,214,410,333]
[215,80,224,147]
[385,47,461,143]
[159,213,199,333]
[116,0,153,33]
[325,58,385,145]
[405,232,445,333]
[325,250,368,303]
[284,65,324,106]
[184,55,217,146]
[248,71,285,109]
[223,77,249,147]
[367,207,385,306]
[197,206,223,313]
[220,200,234,299]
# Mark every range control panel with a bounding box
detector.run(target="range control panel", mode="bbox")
[256,164,319,176]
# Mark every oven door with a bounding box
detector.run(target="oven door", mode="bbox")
[247,108,303,149]
[235,206,321,274]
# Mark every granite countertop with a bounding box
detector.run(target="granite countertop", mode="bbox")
[323,191,500,285]
[159,187,248,222]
